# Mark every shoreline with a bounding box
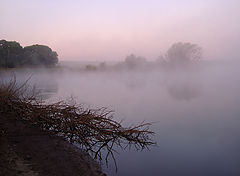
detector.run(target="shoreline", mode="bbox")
[0,115,106,176]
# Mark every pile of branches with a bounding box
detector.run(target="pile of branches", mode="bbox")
[0,77,155,170]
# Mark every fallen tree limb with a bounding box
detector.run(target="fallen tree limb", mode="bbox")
[0,76,155,171]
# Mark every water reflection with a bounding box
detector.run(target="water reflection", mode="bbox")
[0,69,59,100]
[1,62,240,176]
[167,83,201,101]
[34,81,58,100]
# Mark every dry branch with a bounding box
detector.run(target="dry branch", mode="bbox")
[0,77,155,171]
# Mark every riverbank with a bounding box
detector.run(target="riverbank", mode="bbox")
[0,76,154,176]
[0,115,106,176]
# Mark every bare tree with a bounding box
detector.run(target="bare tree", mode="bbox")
[0,77,155,171]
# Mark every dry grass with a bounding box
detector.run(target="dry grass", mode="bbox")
[0,76,155,171]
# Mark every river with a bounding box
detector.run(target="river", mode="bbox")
[1,60,240,176]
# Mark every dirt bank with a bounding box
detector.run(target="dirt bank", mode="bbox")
[0,115,106,176]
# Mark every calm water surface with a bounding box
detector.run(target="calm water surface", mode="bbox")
[3,62,240,176]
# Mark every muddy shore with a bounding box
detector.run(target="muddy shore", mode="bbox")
[0,115,106,176]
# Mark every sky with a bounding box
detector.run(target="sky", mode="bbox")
[1,0,240,61]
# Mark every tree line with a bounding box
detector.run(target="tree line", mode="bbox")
[84,42,202,71]
[123,42,202,69]
[0,40,58,68]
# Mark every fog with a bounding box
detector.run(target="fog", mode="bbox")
[1,0,240,61]
[1,0,240,175]
[1,59,240,175]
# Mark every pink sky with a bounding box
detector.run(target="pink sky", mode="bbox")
[1,0,240,61]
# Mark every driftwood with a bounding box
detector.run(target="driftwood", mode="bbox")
[0,76,155,171]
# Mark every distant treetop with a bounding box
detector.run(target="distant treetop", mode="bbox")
[165,42,202,67]
[0,40,58,68]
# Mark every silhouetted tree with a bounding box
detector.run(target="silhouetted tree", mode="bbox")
[165,42,202,68]
[23,45,58,66]
[99,62,107,70]
[125,54,146,69]
[0,40,58,68]
[85,64,97,71]
[0,40,23,67]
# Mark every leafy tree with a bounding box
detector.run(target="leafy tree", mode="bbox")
[0,40,58,68]
[23,45,58,66]
[0,40,23,67]
[99,62,107,70]
[165,42,202,67]
[124,54,146,69]
[85,64,97,71]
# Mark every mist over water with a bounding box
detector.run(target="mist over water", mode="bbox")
[1,59,240,175]
[1,0,240,175]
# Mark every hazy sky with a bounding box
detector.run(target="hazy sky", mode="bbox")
[1,0,240,61]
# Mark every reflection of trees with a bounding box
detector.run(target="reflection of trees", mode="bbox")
[34,79,58,100]
[36,83,58,100]
[167,83,200,101]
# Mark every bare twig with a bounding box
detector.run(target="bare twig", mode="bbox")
[0,77,156,171]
